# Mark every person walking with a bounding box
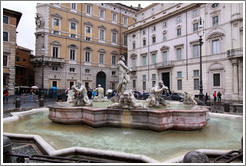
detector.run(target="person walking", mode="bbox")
[205,93,209,105]
[3,89,9,103]
[217,91,222,102]
[213,91,217,102]
[30,90,34,101]
[57,91,63,102]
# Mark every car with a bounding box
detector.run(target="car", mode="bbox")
[142,92,150,100]
[133,90,143,99]
[169,93,184,101]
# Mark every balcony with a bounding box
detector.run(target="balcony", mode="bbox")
[156,61,173,70]
[31,56,65,67]
[227,48,243,59]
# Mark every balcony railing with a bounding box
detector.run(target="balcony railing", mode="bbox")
[31,56,65,64]
[156,61,173,69]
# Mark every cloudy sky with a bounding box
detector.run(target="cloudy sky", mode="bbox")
[2,1,153,55]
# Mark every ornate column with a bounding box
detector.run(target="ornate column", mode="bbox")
[231,59,238,94]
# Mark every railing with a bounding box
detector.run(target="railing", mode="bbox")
[156,61,173,69]
[31,56,65,64]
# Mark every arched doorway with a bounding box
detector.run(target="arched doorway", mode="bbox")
[96,71,106,94]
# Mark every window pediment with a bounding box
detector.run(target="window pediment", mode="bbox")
[84,22,93,26]
[209,63,224,71]
[130,53,137,57]
[98,49,106,53]
[98,25,106,30]
[160,45,169,51]
[68,44,78,49]
[51,13,62,19]
[207,31,225,40]
[111,51,118,55]
[69,18,78,23]
[84,47,93,51]
[51,41,61,46]
[111,28,118,33]
[174,44,184,48]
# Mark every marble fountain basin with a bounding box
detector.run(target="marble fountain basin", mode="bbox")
[48,101,210,131]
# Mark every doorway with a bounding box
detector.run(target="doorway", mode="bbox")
[96,71,106,94]
[162,72,170,90]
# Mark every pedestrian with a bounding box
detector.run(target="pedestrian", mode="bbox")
[205,92,209,105]
[213,91,217,102]
[30,90,34,101]
[3,89,9,103]
[217,91,222,102]
[57,91,63,102]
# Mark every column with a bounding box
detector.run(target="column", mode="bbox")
[232,59,238,94]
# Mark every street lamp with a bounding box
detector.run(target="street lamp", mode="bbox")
[39,34,45,107]
[197,17,204,102]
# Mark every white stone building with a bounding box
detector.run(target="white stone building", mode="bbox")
[126,3,243,101]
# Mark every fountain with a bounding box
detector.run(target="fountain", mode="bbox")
[48,54,209,131]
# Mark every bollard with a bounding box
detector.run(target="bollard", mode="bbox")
[3,136,12,163]
[224,102,230,112]
[39,97,44,107]
[15,97,21,108]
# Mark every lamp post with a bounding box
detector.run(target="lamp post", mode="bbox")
[197,17,204,102]
[39,34,45,107]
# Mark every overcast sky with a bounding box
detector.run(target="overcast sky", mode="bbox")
[2,1,153,55]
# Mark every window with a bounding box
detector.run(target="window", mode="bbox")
[194,70,199,77]
[152,81,156,87]
[86,5,91,14]
[152,54,156,64]
[177,28,181,37]
[212,3,219,8]
[133,42,136,49]
[143,39,146,46]
[3,56,8,66]
[143,82,146,91]
[152,36,156,43]
[143,75,146,80]
[112,71,116,75]
[99,29,105,40]
[142,56,147,66]
[86,26,91,33]
[112,32,117,43]
[213,73,220,86]
[52,67,58,71]
[177,71,182,78]
[112,55,116,65]
[193,23,198,32]
[143,30,146,35]
[177,16,181,23]
[3,32,8,41]
[163,51,168,66]
[193,9,198,17]
[177,48,182,60]
[177,80,182,90]
[163,21,167,28]
[99,53,104,64]
[85,52,90,62]
[112,13,117,22]
[193,44,199,58]
[71,22,76,30]
[70,68,75,72]
[23,59,26,62]
[70,49,75,60]
[52,47,59,58]
[132,58,136,67]
[112,82,115,89]
[16,57,20,61]
[152,26,156,32]
[86,37,91,41]
[123,16,128,26]
[212,40,220,54]
[53,18,59,26]
[3,16,8,24]
[100,9,105,19]
[133,80,136,88]
[152,74,156,80]
[163,33,167,41]
[123,35,127,46]
[85,69,90,73]
[71,3,76,10]
[212,16,218,26]
[53,31,59,35]
[52,81,57,87]
[70,82,74,89]
[194,79,199,90]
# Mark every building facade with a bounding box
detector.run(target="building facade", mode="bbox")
[15,46,35,87]
[126,3,243,101]
[3,8,22,95]
[33,3,139,91]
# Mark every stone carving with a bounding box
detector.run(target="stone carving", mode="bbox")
[108,90,146,109]
[183,151,209,163]
[93,84,108,102]
[67,80,92,106]
[183,92,197,105]
[147,80,169,108]
[108,55,145,109]
[35,13,44,28]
